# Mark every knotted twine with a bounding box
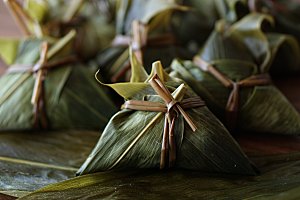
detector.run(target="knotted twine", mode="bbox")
[123,74,205,169]
[193,56,272,130]
[111,20,177,81]
[6,42,78,129]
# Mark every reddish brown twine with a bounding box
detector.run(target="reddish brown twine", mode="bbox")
[123,74,205,169]
[31,42,49,129]
[7,42,78,129]
[193,56,272,130]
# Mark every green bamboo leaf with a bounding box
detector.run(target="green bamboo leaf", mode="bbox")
[96,54,174,99]
[222,0,248,21]
[129,48,148,82]
[97,0,190,83]
[24,0,48,23]
[200,21,254,63]
[219,12,300,73]
[266,33,300,74]
[228,13,274,72]
[19,152,300,200]
[172,0,249,50]
[0,130,99,198]
[251,0,300,41]
[0,38,20,65]
[116,0,186,34]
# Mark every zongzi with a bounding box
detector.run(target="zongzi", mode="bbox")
[95,0,190,83]
[4,0,115,60]
[171,14,300,135]
[172,0,249,52]
[0,31,117,131]
[169,17,300,134]
[77,54,257,176]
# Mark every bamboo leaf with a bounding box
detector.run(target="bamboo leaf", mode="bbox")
[96,58,173,99]
[129,48,148,82]
[116,0,186,34]
[266,33,300,73]
[19,152,300,200]
[252,0,300,41]
[24,0,48,23]
[0,130,99,198]
[240,86,300,134]
[0,38,20,65]
[228,13,274,71]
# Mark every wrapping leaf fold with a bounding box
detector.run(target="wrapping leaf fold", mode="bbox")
[77,55,257,175]
[249,0,300,42]
[172,0,249,51]
[226,13,300,73]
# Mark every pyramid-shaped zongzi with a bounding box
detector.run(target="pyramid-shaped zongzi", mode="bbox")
[95,0,190,83]
[77,52,257,176]
[0,31,117,131]
[170,17,300,135]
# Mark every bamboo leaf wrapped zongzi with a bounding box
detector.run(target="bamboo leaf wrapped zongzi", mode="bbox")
[4,0,115,60]
[0,31,117,131]
[96,0,190,83]
[171,35,300,135]
[77,52,257,175]
[170,16,300,134]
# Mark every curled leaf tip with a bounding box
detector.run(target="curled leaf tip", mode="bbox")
[94,69,102,85]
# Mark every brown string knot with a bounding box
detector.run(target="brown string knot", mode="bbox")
[193,56,272,130]
[6,42,78,129]
[111,20,177,82]
[123,74,205,169]
[112,21,177,58]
